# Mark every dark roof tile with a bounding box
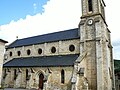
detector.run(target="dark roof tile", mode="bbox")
[3,54,79,67]
[7,28,79,48]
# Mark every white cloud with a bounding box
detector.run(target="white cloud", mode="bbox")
[113,46,120,60]
[0,0,120,59]
[0,0,81,43]
[105,0,120,41]
[105,0,120,59]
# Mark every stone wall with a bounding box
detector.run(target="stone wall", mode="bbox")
[5,39,80,63]
[0,41,7,88]
[3,38,79,90]
[2,67,73,90]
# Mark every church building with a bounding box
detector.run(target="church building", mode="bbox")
[2,0,115,90]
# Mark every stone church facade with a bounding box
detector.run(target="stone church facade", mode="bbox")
[2,0,115,90]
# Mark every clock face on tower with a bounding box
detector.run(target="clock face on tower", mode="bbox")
[87,19,93,25]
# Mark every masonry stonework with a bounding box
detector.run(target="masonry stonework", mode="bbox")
[2,0,115,90]
[5,39,80,62]
[3,67,73,90]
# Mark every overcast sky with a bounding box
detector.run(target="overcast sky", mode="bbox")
[0,0,119,59]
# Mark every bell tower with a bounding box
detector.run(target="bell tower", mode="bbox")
[81,0,106,19]
[78,0,115,90]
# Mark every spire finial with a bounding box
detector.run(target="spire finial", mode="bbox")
[16,36,18,39]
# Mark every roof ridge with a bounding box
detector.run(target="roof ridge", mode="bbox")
[15,28,78,41]
[7,28,79,48]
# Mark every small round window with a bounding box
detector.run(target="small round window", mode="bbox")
[9,51,12,57]
[17,51,21,56]
[69,45,75,52]
[51,46,56,53]
[38,48,42,54]
[27,49,31,55]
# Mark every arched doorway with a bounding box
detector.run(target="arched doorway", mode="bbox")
[39,73,44,89]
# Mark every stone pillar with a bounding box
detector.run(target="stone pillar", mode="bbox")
[15,72,22,88]
[4,70,11,87]
[71,77,76,90]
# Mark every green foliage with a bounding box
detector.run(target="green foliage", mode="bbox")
[114,60,120,73]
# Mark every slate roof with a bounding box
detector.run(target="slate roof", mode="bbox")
[7,28,79,49]
[3,54,79,67]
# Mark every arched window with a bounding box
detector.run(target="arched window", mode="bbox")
[61,69,65,84]
[9,51,12,57]
[14,69,17,80]
[26,69,29,80]
[4,69,7,74]
[17,51,21,56]
[88,0,93,12]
